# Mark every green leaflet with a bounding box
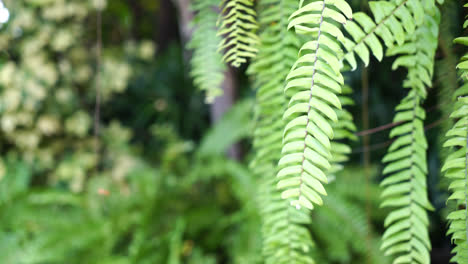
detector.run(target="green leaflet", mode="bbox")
[217,0,259,67]
[277,0,353,211]
[188,0,226,103]
[380,3,439,263]
[442,4,468,262]
[340,0,429,70]
[380,91,433,264]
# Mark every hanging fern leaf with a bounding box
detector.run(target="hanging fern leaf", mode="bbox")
[442,86,468,264]
[249,0,317,262]
[188,0,226,103]
[340,0,425,70]
[385,10,439,96]
[277,0,353,210]
[249,0,302,176]
[217,0,259,67]
[380,90,434,263]
[442,7,468,262]
[380,4,439,263]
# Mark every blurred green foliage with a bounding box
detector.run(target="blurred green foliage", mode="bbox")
[0,112,387,263]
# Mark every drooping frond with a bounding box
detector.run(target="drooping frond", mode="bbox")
[217,0,259,67]
[380,3,439,263]
[380,91,434,263]
[442,85,468,264]
[340,0,425,69]
[249,0,316,262]
[277,0,353,210]
[249,0,301,170]
[188,0,226,103]
[442,8,468,262]
[385,8,439,96]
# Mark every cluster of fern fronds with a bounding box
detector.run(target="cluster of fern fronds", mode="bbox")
[185,0,468,263]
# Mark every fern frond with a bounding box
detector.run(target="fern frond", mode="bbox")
[442,7,468,262]
[188,0,226,103]
[385,11,439,97]
[380,90,433,263]
[217,0,259,67]
[442,86,468,264]
[277,0,353,210]
[340,0,425,69]
[249,0,316,262]
[249,0,301,170]
[380,4,439,263]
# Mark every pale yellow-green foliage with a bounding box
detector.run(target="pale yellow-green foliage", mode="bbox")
[0,0,152,192]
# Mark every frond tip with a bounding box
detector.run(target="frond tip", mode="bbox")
[380,90,433,263]
[188,0,226,103]
[217,0,259,67]
[277,0,353,211]
[379,4,439,262]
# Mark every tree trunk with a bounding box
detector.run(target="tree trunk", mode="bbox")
[209,67,241,160]
[157,0,179,51]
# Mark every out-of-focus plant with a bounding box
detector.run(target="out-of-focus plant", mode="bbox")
[0,97,386,263]
[0,0,155,191]
[0,100,262,264]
